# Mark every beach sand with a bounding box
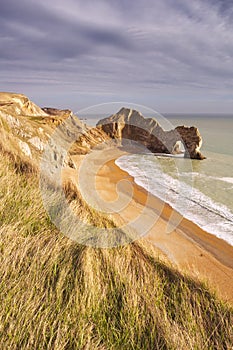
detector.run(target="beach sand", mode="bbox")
[67,147,233,304]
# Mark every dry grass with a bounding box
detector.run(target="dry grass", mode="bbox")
[0,150,233,349]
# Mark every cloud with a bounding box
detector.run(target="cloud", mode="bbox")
[0,0,233,112]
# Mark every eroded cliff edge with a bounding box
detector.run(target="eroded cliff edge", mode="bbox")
[97,107,205,159]
[0,92,108,171]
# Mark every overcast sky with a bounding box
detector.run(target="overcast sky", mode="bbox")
[1,0,233,113]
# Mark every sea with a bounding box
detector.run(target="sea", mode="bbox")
[81,112,233,246]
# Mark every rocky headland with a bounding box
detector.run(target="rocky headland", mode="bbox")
[97,107,205,159]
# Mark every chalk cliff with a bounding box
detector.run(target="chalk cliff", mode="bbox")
[0,92,108,170]
[0,92,48,117]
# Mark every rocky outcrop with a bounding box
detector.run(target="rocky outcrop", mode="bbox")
[175,126,204,159]
[97,108,205,159]
[0,92,110,169]
[42,107,72,117]
[0,92,48,116]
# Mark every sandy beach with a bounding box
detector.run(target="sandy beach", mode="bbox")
[68,147,233,304]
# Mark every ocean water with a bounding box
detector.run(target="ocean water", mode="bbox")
[115,115,233,246]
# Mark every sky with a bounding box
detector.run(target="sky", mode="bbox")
[1,0,233,113]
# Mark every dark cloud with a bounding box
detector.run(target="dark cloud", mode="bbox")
[0,0,132,64]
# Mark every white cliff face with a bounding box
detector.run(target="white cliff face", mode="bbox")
[29,137,44,151]
[0,92,48,117]
[18,140,32,158]
[0,93,49,162]
[0,92,110,174]
[2,112,21,128]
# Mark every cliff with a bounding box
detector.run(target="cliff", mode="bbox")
[0,92,48,117]
[0,92,108,169]
[97,107,205,159]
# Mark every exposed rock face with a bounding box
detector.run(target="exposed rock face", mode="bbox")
[97,108,205,159]
[175,126,204,159]
[18,140,32,158]
[0,92,110,169]
[0,92,48,116]
[42,107,72,117]
[28,136,45,151]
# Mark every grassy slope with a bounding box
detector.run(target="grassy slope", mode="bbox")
[0,150,233,350]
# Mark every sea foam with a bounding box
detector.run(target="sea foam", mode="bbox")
[116,154,233,246]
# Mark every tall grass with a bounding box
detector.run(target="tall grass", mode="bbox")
[0,150,232,349]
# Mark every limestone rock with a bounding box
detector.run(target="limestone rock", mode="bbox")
[42,107,72,117]
[0,92,48,117]
[29,136,44,151]
[97,108,205,159]
[18,140,32,158]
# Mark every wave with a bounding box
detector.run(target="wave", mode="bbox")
[182,172,233,185]
[220,177,233,184]
[116,155,233,246]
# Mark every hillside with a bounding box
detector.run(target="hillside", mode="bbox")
[0,93,233,349]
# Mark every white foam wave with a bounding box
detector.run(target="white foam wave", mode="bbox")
[116,155,233,246]
[181,172,233,185]
[220,177,233,184]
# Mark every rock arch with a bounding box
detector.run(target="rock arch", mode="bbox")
[97,108,205,160]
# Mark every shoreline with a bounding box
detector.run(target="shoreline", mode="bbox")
[114,161,233,270]
[70,147,233,304]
